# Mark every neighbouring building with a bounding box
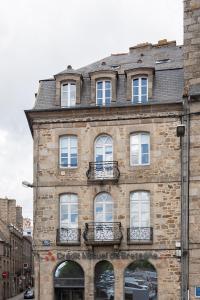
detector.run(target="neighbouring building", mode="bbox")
[0,199,33,299]
[25,1,200,299]
[23,218,33,237]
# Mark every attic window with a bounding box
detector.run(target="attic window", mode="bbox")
[155,59,171,64]
[111,65,120,70]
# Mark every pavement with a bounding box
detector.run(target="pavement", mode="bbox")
[8,291,24,300]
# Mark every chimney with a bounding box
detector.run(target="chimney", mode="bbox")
[16,206,23,231]
[8,199,17,226]
[184,0,200,97]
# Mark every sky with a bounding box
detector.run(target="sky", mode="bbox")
[0,0,183,219]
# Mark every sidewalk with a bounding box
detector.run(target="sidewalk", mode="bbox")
[8,291,24,300]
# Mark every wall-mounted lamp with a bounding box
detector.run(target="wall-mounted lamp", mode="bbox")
[176,124,186,137]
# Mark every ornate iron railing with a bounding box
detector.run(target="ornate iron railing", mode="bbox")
[56,228,81,245]
[127,227,153,244]
[83,222,122,245]
[54,278,84,288]
[86,161,120,182]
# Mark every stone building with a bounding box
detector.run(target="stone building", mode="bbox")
[25,0,200,299]
[0,199,33,299]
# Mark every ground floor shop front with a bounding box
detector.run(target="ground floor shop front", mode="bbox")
[33,249,181,300]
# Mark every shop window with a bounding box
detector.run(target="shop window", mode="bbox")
[95,260,115,300]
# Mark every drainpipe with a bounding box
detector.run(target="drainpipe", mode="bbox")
[181,96,190,300]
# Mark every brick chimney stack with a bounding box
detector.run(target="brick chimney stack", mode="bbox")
[184,0,200,97]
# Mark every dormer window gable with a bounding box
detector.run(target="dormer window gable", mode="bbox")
[125,67,154,103]
[89,70,118,106]
[54,65,82,107]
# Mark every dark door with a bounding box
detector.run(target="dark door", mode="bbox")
[56,289,84,300]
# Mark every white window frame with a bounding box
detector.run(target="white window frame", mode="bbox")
[60,194,78,228]
[94,192,113,223]
[195,286,200,298]
[61,82,76,107]
[59,136,78,168]
[130,132,150,166]
[132,77,148,103]
[96,80,112,106]
[130,191,150,228]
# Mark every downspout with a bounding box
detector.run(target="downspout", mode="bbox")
[181,95,190,300]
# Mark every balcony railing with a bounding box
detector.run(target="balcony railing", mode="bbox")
[86,161,120,182]
[83,222,122,245]
[127,227,153,244]
[56,228,81,245]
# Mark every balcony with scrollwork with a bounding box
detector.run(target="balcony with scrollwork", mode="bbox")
[56,228,81,245]
[83,222,123,245]
[127,227,153,244]
[86,161,120,183]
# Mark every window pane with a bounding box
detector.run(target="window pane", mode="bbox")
[142,154,149,164]
[70,137,77,148]
[133,95,139,103]
[105,81,111,89]
[133,79,139,86]
[71,214,78,224]
[133,86,139,95]
[141,144,149,154]
[141,86,147,95]
[97,81,103,89]
[97,90,103,99]
[141,78,147,86]
[61,137,68,148]
[141,95,147,103]
[105,89,111,98]
[105,214,113,222]
[97,98,103,106]
[105,98,110,106]
[62,84,68,92]
[70,156,77,167]
[141,134,149,144]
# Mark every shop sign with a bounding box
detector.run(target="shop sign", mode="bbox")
[2,272,9,279]
[57,251,158,261]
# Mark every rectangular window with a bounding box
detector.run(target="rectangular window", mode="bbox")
[132,77,148,103]
[60,136,77,168]
[60,194,78,228]
[61,83,76,107]
[130,133,150,166]
[96,80,111,106]
[130,192,150,228]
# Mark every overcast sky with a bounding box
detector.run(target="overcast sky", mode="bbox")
[0,0,183,219]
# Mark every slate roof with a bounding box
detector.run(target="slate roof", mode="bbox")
[33,42,184,110]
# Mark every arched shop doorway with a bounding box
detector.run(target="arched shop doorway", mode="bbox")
[94,260,115,300]
[124,260,157,300]
[54,261,84,300]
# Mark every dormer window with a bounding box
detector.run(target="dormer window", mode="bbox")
[132,77,148,103]
[125,67,154,103]
[96,80,111,106]
[61,82,76,107]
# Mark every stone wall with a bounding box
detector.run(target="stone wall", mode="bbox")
[32,105,182,300]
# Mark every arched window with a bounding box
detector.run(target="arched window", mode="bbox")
[95,193,113,223]
[130,132,150,166]
[128,191,152,243]
[95,261,115,300]
[96,80,112,106]
[54,261,84,299]
[132,77,148,103]
[124,260,157,300]
[94,135,113,179]
[94,193,114,241]
[61,82,76,107]
[60,135,77,168]
[95,135,113,163]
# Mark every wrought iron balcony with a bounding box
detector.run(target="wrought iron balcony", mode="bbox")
[83,222,122,245]
[56,228,81,245]
[127,227,153,244]
[86,161,120,182]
